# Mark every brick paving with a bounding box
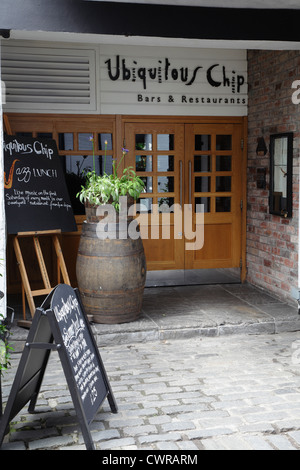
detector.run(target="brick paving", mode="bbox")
[2,330,300,450]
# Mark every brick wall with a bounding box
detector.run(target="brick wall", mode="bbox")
[247,50,300,304]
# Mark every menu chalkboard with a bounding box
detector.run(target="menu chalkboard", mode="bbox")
[0,285,117,451]
[50,284,110,425]
[4,135,77,234]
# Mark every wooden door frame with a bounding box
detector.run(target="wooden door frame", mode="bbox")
[121,115,247,281]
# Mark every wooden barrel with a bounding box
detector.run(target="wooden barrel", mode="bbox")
[84,197,134,223]
[76,218,147,324]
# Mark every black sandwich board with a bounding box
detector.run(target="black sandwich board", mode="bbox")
[4,135,77,234]
[0,284,118,451]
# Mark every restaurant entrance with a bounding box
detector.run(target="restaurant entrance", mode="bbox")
[5,114,247,292]
[124,117,246,279]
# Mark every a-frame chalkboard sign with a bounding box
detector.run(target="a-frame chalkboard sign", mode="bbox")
[0,284,118,451]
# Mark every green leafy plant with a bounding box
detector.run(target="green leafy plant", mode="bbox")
[77,139,145,212]
[0,264,13,377]
[0,315,13,376]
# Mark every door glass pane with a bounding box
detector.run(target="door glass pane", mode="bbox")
[37,132,52,139]
[158,197,175,211]
[98,133,113,150]
[194,155,211,172]
[16,132,33,138]
[140,177,153,193]
[137,198,153,213]
[216,155,232,171]
[158,176,174,193]
[136,155,152,172]
[59,133,73,151]
[216,135,232,150]
[195,197,210,213]
[157,155,174,172]
[195,135,211,151]
[216,176,231,192]
[195,176,211,192]
[78,133,94,151]
[63,155,95,215]
[100,155,113,175]
[136,134,152,150]
[157,134,174,150]
[216,197,231,212]
[64,155,95,177]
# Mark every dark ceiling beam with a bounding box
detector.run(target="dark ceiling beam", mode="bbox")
[0,0,300,42]
[0,30,10,39]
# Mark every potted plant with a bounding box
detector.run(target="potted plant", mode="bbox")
[76,140,147,324]
[0,268,13,417]
[77,143,145,216]
[0,312,13,374]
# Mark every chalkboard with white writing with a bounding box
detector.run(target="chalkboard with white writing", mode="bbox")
[0,284,117,451]
[50,284,115,425]
[4,135,77,234]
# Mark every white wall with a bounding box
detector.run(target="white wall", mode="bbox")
[1,40,248,117]
[0,39,7,318]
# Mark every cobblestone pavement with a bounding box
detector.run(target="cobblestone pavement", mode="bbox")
[2,330,300,450]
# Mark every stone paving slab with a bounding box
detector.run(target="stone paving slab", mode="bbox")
[6,282,300,351]
[90,283,300,346]
[2,331,300,450]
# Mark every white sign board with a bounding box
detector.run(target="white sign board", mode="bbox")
[100,45,247,116]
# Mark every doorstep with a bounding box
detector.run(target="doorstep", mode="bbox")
[90,283,300,347]
[7,282,300,352]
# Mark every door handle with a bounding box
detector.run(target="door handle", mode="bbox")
[189,160,192,205]
[179,160,183,207]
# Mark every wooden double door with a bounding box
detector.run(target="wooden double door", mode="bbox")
[125,119,246,277]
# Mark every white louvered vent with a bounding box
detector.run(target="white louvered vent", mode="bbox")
[1,45,96,111]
